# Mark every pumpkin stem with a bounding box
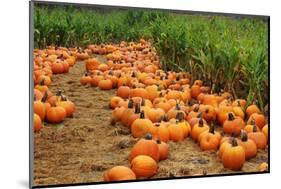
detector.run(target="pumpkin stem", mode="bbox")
[176,112,184,122]
[140,111,145,119]
[156,139,161,144]
[228,113,235,121]
[251,117,256,126]
[131,72,136,77]
[198,118,204,127]
[128,99,134,109]
[240,130,248,142]
[135,102,141,113]
[197,112,203,119]
[141,97,145,106]
[231,138,238,147]
[41,92,48,102]
[175,102,180,110]
[205,108,209,114]
[145,133,152,140]
[39,78,45,86]
[253,124,258,132]
[209,123,215,134]
[194,105,200,112]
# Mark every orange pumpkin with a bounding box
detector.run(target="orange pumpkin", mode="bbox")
[34,113,43,132]
[247,113,266,130]
[238,130,257,160]
[157,140,169,161]
[167,122,185,142]
[131,155,158,178]
[198,124,221,151]
[154,122,170,142]
[131,111,154,138]
[98,79,113,90]
[46,106,66,123]
[104,166,136,181]
[56,97,75,117]
[246,104,261,117]
[130,133,159,162]
[248,125,267,149]
[191,118,209,142]
[223,113,245,136]
[117,85,131,99]
[221,138,245,171]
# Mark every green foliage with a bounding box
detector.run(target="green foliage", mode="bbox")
[33,4,268,109]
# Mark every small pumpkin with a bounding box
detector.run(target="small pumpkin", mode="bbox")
[156,140,169,161]
[262,124,268,142]
[223,113,245,136]
[246,104,261,117]
[247,113,266,130]
[167,121,185,142]
[56,96,75,117]
[176,112,191,138]
[34,113,43,132]
[248,124,267,149]
[109,96,124,109]
[238,130,257,160]
[80,72,92,85]
[221,138,245,171]
[131,111,154,138]
[154,122,170,143]
[104,166,136,182]
[130,133,159,162]
[117,85,131,99]
[191,118,209,142]
[46,106,66,123]
[198,123,221,151]
[121,99,134,127]
[131,155,158,178]
[98,79,113,90]
[258,162,268,172]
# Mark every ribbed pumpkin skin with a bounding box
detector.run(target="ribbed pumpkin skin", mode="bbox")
[104,166,136,181]
[131,155,158,178]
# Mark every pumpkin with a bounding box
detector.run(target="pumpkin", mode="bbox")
[145,85,159,102]
[248,124,267,149]
[56,96,75,117]
[80,72,92,85]
[246,104,261,117]
[117,85,131,99]
[198,123,221,151]
[147,108,165,123]
[121,99,134,127]
[130,87,149,99]
[258,162,268,172]
[262,124,268,142]
[34,92,50,120]
[247,113,266,130]
[219,138,232,158]
[191,118,209,142]
[232,99,247,108]
[221,138,245,171]
[36,75,51,86]
[46,106,66,123]
[223,113,245,136]
[34,89,43,101]
[244,119,261,133]
[189,112,207,129]
[191,84,201,99]
[127,103,141,127]
[176,112,191,138]
[111,106,125,124]
[238,130,257,160]
[131,111,154,138]
[232,105,245,120]
[104,166,136,181]
[166,103,186,120]
[217,105,233,125]
[130,133,159,162]
[167,122,185,142]
[98,79,112,90]
[85,58,100,71]
[131,155,158,178]
[34,113,43,132]
[110,96,124,109]
[154,122,170,142]
[199,104,216,122]
[157,140,169,161]
[186,105,200,121]
[91,74,104,87]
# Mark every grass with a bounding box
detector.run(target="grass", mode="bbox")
[33,3,269,110]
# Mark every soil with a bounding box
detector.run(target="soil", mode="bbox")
[33,57,268,186]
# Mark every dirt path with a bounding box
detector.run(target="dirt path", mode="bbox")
[33,59,268,186]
